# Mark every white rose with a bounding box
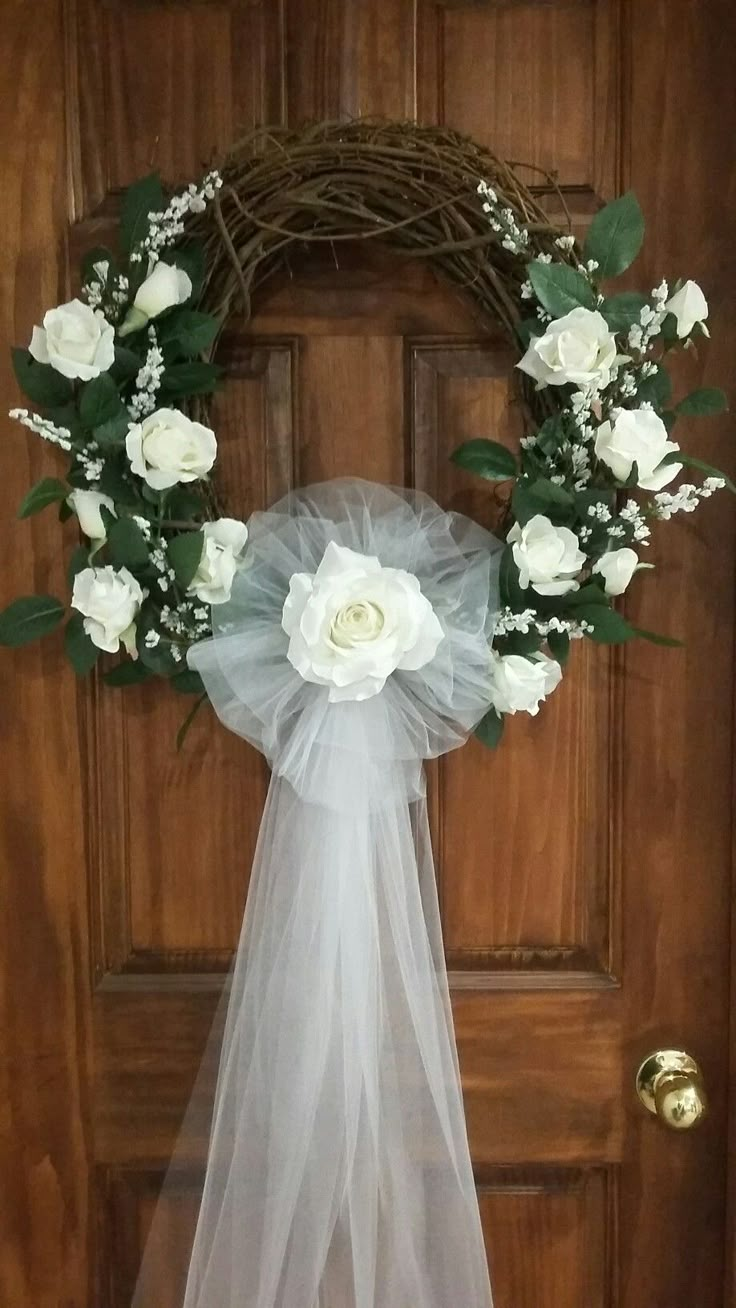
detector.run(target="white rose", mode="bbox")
[188,518,248,605]
[126,408,217,490]
[594,408,681,491]
[517,308,617,390]
[592,547,640,596]
[489,651,562,717]
[67,489,116,542]
[507,514,585,596]
[281,541,444,702]
[665,280,709,338]
[29,298,115,381]
[134,261,191,318]
[71,565,144,655]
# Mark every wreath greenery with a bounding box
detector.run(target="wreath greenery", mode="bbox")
[3,120,730,746]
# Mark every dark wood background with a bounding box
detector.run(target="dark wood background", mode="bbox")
[1,3,735,1307]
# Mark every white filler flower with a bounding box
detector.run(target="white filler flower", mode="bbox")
[507,514,585,596]
[188,518,249,605]
[282,541,444,702]
[595,408,681,491]
[67,489,116,543]
[517,307,617,390]
[29,298,115,380]
[126,407,217,489]
[71,565,144,654]
[665,280,709,338]
[489,651,562,716]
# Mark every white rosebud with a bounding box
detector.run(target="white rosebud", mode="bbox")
[281,541,444,702]
[507,515,585,597]
[187,518,249,605]
[67,489,116,542]
[126,407,217,490]
[594,408,681,492]
[489,651,562,717]
[133,260,192,320]
[517,308,617,390]
[665,280,709,338]
[71,565,144,654]
[29,298,115,381]
[592,547,641,596]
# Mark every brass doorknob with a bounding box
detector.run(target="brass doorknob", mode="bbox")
[636,1050,707,1130]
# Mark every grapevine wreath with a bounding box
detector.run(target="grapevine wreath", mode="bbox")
[3,120,729,746]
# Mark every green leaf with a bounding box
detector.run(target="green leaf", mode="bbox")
[167,530,204,588]
[103,659,153,687]
[64,612,99,676]
[79,374,125,429]
[675,387,728,417]
[474,707,505,749]
[584,192,645,279]
[17,477,68,519]
[160,310,220,358]
[12,348,74,408]
[498,545,526,608]
[172,668,205,695]
[94,412,131,448]
[111,345,142,383]
[166,486,206,519]
[67,544,90,588]
[496,628,541,658]
[575,603,635,644]
[120,172,164,258]
[527,261,596,317]
[547,629,571,665]
[659,451,735,493]
[159,361,222,397]
[451,438,517,481]
[171,242,207,299]
[516,318,544,348]
[98,461,141,507]
[565,581,609,608]
[176,691,207,751]
[601,291,648,333]
[533,417,566,456]
[107,517,150,569]
[631,626,683,648]
[0,595,65,646]
[636,364,672,408]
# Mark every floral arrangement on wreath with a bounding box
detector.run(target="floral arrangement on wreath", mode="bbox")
[2,159,730,748]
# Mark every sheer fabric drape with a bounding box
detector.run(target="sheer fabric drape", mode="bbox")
[132,479,500,1308]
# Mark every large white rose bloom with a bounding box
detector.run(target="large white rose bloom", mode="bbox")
[594,408,681,491]
[282,541,444,702]
[67,489,116,543]
[665,280,709,338]
[29,298,115,381]
[517,308,618,390]
[126,407,217,490]
[507,514,585,596]
[188,519,249,605]
[71,565,144,654]
[489,652,562,716]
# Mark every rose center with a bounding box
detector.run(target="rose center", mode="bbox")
[329,600,385,648]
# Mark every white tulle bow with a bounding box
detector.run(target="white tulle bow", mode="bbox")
[146,479,499,1308]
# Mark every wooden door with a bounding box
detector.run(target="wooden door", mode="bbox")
[2,3,734,1307]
